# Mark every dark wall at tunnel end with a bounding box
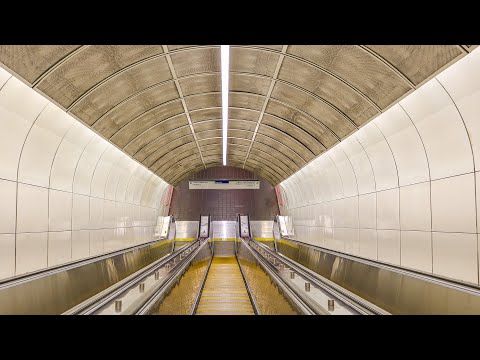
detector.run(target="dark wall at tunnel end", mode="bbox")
[169,166,279,221]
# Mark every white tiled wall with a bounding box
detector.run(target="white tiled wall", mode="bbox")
[0,69,172,280]
[280,48,480,285]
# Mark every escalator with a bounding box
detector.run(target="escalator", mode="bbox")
[7,213,479,315]
[193,214,256,315]
[148,214,301,315]
[195,256,254,315]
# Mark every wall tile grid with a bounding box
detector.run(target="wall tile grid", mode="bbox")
[279,48,480,286]
[0,69,171,280]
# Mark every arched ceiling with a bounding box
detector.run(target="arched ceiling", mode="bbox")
[0,45,474,186]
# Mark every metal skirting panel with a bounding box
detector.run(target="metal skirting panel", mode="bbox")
[250,220,274,239]
[212,221,236,239]
[211,221,236,256]
[0,240,173,315]
[175,221,199,239]
[250,220,275,248]
[276,239,480,314]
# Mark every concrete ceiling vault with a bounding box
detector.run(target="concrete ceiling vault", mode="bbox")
[0,45,475,186]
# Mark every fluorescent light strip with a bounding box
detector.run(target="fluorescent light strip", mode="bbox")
[221,45,230,166]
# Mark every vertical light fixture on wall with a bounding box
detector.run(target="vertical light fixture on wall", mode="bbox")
[221,45,230,166]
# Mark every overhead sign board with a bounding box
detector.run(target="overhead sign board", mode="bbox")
[189,180,260,190]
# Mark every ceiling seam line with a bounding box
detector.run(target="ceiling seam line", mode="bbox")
[162,45,207,169]
[358,45,417,89]
[243,45,288,169]
[32,45,90,88]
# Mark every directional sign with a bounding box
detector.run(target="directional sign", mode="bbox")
[189,180,260,190]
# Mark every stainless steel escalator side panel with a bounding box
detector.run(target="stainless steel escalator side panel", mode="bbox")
[276,238,480,314]
[0,240,173,315]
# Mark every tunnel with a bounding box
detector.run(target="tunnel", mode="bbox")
[0,45,479,315]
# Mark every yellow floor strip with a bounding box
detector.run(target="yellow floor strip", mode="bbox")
[195,256,254,315]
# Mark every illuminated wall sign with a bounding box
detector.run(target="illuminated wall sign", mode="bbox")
[189,180,260,190]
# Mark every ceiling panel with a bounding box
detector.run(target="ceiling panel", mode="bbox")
[230,73,271,95]
[229,119,257,132]
[262,113,325,155]
[193,120,222,132]
[265,100,339,147]
[184,93,222,111]
[37,45,164,108]
[254,133,307,167]
[199,143,222,153]
[287,45,412,109]
[124,114,189,155]
[0,44,467,185]
[271,82,356,138]
[70,57,172,125]
[230,47,280,77]
[142,134,194,167]
[258,124,316,162]
[229,107,260,121]
[0,45,81,83]
[111,101,185,148]
[228,129,254,141]
[278,56,378,125]
[153,147,200,175]
[135,127,193,163]
[170,47,220,77]
[236,45,284,52]
[196,129,222,140]
[247,157,289,180]
[228,137,252,147]
[189,108,222,123]
[179,73,221,96]
[365,45,463,86]
[229,92,266,111]
[92,82,179,135]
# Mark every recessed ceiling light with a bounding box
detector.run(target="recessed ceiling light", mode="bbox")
[221,45,230,166]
